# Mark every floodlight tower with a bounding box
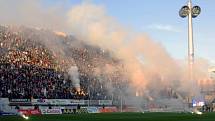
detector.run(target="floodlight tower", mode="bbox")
[179,0,201,81]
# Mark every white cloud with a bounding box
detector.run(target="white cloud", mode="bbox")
[147,24,181,33]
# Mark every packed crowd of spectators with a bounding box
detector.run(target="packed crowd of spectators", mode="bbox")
[0,25,126,100]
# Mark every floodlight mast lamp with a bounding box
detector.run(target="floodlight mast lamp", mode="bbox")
[179,0,201,81]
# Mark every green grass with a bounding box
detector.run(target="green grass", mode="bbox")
[1,112,215,121]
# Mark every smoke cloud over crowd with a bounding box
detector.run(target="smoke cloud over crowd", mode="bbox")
[0,0,210,105]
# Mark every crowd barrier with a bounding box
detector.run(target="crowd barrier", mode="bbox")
[31,99,112,106]
[7,99,113,106]
[1,98,118,115]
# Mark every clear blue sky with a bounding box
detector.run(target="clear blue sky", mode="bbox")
[45,0,215,62]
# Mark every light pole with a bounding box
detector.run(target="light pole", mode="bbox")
[179,0,201,81]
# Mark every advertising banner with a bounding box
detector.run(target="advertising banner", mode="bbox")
[89,100,99,105]
[32,99,85,105]
[0,98,9,103]
[10,99,31,103]
[86,107,99,113]
[41,109,62,114]
[0,111,16,116]
[99,107,117,113]
[99,100,112,105]
[10,99,31,105]
[70,100,85,105]
[50,99,69,105]
[18,109,41,115]
[0,98,10,112]
[61,109,74,114]
[61,108,89,114]
[32,99,50,105]
[76,108,88,114]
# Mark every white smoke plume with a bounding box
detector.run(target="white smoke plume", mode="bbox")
[66,3,181,92]
[68,66,81,92]
[66,2,211,101]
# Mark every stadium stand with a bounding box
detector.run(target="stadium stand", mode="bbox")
[0,25,127,101]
